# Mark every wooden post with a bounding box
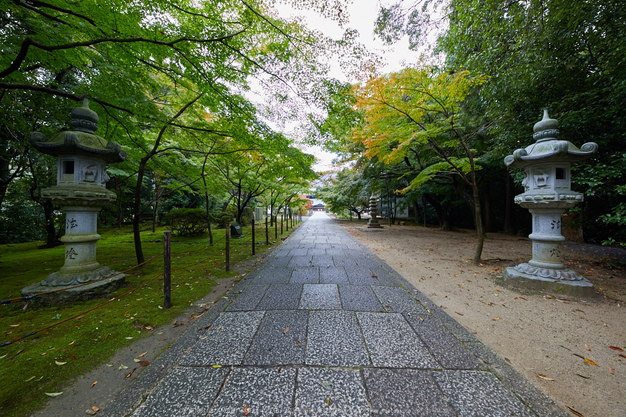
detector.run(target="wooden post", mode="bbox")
[163,231,171,309]
[274,214,277,239]
[251,217,256,255]
[285,209,288,231]
[265,212,269,245]
[225,223,230,272]
[281,213,283,235]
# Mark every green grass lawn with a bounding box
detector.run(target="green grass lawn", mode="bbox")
[0,220,298,416]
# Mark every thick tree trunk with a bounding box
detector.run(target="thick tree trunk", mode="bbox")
[503,171,516,235]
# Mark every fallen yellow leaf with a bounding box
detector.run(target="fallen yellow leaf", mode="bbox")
[55,360,67,366]
[567,406,584,417]
[284,327,289,334]
[493,318,500,321]
[135,352,147,359]
[92,406,99,412]
[537,374,554,381]
[585,345,590,351]
[609,368,614,375]
[584,358,599,366]
[91,381,98,388]
[243,405,251,416]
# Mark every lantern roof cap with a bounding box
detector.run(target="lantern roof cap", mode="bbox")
[29,98,126,163]
[504,109,597,168]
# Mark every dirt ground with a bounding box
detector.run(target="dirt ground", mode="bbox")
[337,219,626,417]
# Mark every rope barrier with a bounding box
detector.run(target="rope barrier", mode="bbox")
[0,272,164,348]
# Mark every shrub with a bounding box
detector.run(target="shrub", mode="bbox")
[162,208,207,236]
[212,211,233,229]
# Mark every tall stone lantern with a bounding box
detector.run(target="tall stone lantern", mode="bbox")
[367,194,383,228]
[22,99,127,304]
[503,109,598,294]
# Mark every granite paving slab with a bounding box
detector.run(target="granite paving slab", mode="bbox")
[319,266,350,284]
[244,310,307,365]
[346,266,379,286]
[209,367,297,416]
[364,368,455,417]
[294,368,371,417]
[338,285,384,312]
[432,370,536,417]
[253,266,293,284]
[288,256,315,267]
[404,314,485,370]
[109,213,567,417]
[311,254,335,267]
[132,367,228,417]
[299,283,341,310]
[306,310,370,366]
[291,267,320,284]
[332,256,358,268]
[225,284,268,311]
[371,286,429,314]
[180,311,264,366]
[357,312,439,368]
[256,284,302,310]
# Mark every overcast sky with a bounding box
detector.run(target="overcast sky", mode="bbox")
[268,1,425,171]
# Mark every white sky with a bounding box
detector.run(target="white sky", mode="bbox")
[272,0,424,172]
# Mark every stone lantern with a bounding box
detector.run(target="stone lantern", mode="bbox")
[367,194,383,228]
[22,99,127,304]
[503,109,598,294]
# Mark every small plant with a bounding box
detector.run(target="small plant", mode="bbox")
[162,208,207,236]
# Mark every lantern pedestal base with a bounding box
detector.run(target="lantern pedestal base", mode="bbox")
[367,219,383,228]
[22,268,125,307]
[503,265,595,297]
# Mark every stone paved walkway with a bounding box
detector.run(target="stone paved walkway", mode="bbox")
[105,212,568,416]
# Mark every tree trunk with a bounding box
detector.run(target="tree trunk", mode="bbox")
[133,160,147,264]
[503,170,516,235]
[0,157,11,209]
[201,154,213,244]
[483,180,496,233]
[115,177,123,228]
[472,184,485,263]
[152,175,161,233]
[42,199,60,248]
[424,194,451,231]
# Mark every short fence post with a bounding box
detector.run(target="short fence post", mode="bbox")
[251,217,256,255]
[225,223,230,272]
[265,214,269,245]
[285,210,289,232]
[281,213,283,235]
[163,231,171,309]
[274,214,277,239]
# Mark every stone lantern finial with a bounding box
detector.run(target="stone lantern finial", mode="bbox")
[503,109,598,295]
[70,98,99,134]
